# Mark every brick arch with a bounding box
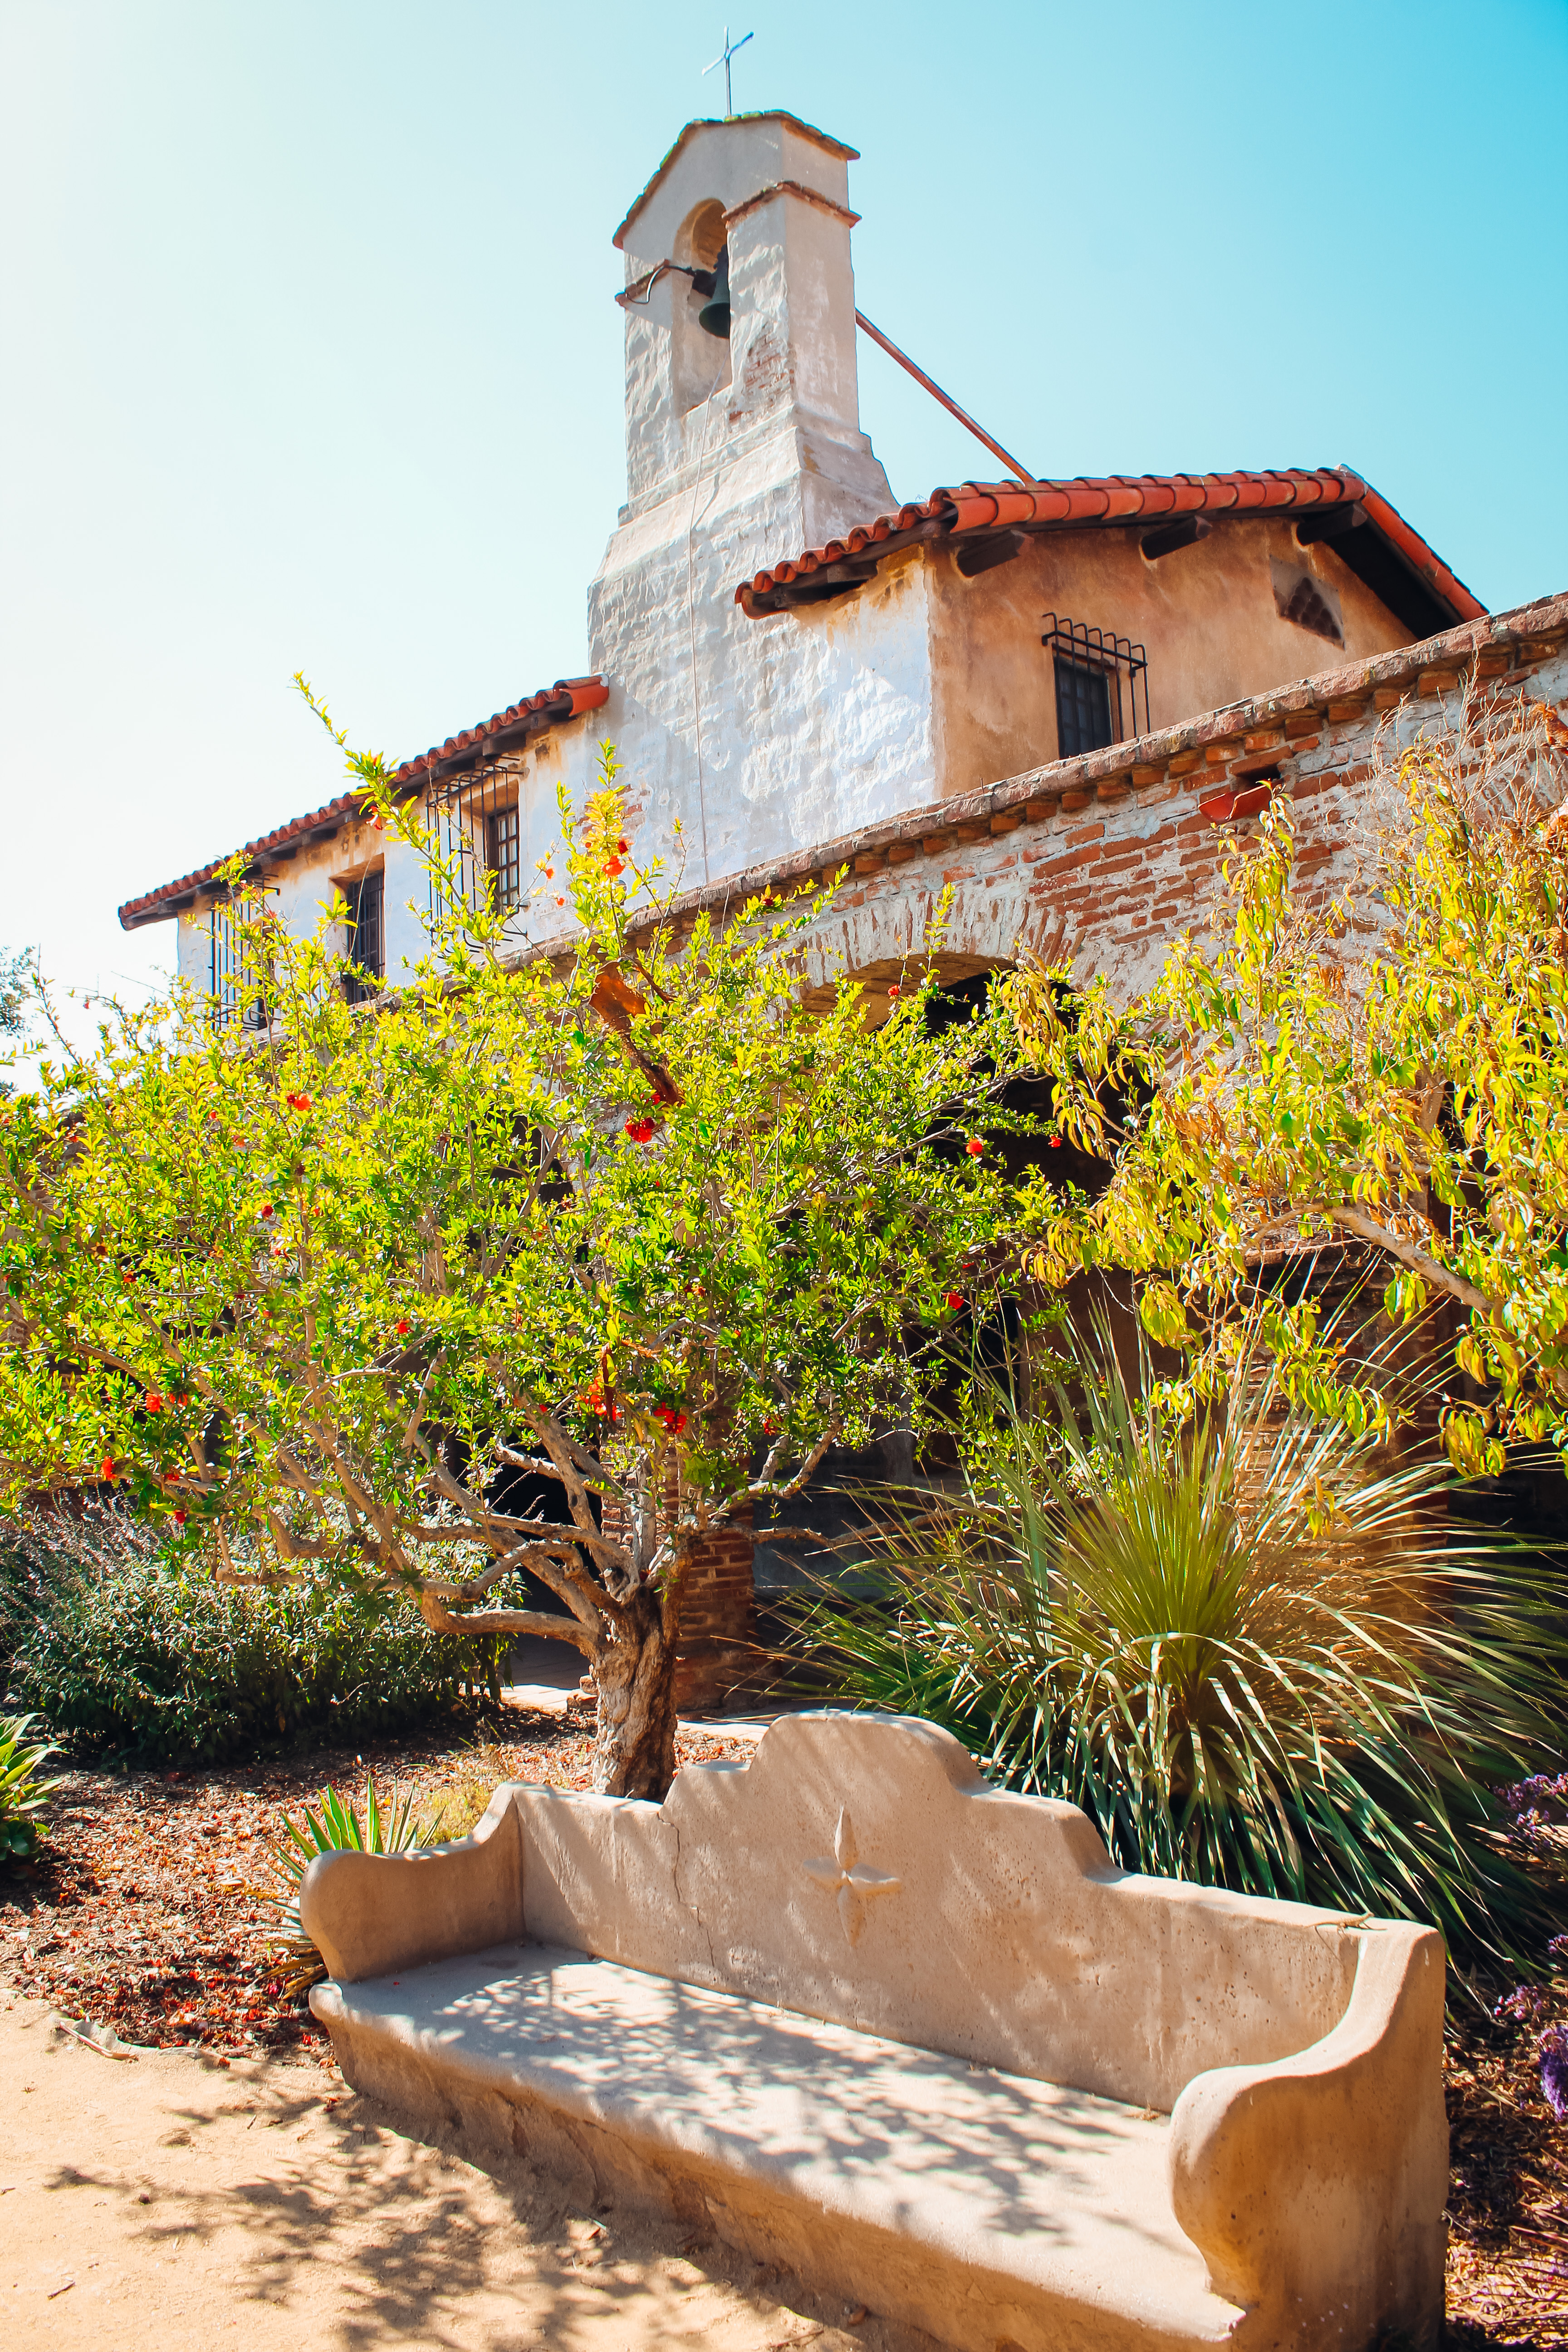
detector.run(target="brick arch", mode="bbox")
[788,869,1058,1009]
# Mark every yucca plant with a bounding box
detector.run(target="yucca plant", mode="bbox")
[0,1712,60,1860]
[252,1774,430,1994]
[786,1314,1568,1974]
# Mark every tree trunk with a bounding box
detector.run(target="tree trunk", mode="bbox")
[418,1548,691,1803]
[589,1553,691,1800]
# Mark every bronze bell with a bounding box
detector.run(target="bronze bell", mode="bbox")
[694,244,730,339]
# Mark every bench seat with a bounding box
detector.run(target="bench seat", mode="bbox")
[317,1936,1237,2352]
[304,1712,1447,2352]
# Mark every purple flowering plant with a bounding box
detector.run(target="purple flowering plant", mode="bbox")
[1493,1921,1568,2122]
[1539,2026,1568,2123]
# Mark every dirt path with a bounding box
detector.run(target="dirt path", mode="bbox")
[0,1991,922,2352]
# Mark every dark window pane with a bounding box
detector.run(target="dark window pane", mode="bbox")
[344,868,384,1004]
[486,803,521,914]
[1054,657,1114,759]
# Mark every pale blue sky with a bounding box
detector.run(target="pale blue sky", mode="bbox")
[4,0,1565,1044]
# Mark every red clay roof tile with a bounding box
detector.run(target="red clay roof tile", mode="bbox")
[735,466,1485,627]
[118,676,608,931]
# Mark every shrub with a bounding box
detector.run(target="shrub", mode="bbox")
[786,1318,1568,1974]
[1005,693,1568,1480]
[1,1508,485,1763]
[0,1713,59,1859]
[0,726,1036,1803]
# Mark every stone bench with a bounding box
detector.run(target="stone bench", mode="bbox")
[303,1713,1446,2352]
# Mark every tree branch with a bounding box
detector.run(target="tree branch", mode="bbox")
[417,1587,596,1653]
[1321,1204,1498,1318]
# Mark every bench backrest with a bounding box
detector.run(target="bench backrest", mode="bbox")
[510,1710,1366,2113]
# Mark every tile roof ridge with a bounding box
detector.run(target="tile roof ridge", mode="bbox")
[118,676,608,931]
[734,466,1485,628]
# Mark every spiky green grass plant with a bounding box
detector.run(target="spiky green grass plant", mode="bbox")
[251,1774,429,1995]
[787,1319,1568,1972]
[0,1713,59,1860]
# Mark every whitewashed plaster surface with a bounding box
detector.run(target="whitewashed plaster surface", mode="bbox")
[586,116,949,897]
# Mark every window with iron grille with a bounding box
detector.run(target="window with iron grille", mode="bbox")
[343,867,384,1004]
[1043,615,1150,758]
[207,895,271,1033]
[427,764,523,927]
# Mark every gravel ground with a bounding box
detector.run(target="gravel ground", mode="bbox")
[0,1704,747,2061]
[2,1705,1565,2347]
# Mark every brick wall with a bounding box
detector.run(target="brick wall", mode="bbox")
[673,1512,757,1714]
[596,1490,758,1716]
[644,594,1568,1004]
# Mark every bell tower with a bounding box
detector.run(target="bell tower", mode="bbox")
[588,113,897,881]
[605,112,891,530]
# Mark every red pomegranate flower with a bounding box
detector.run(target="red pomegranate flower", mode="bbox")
[965,1136,984,1157]
[100,1457,117,1481]
[259,1203,274,1219]
[394,1318,410,1336]
[173,1509,188,1528]
[605,857,625,878]
[144,1391,164,1413]
[624,1117,655,1144]
[887,984,900,1000]
[617,838,628,853]
[944,1291,964,1312]
[1049,1135,1064,1149]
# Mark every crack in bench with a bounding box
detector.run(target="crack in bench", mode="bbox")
[303,1712,1446,2352]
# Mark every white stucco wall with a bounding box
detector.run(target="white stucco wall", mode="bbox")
[173,813,428,995]
[138,109,1482,1006]
[588,116,952,898]
[165,113,942,980]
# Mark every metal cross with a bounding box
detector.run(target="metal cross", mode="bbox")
[703,25,753,118]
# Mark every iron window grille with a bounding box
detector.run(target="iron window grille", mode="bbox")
[207,892,274,1033]
[1043,615,1150,757]
[343,867,385,1004]
[427,763,524,926]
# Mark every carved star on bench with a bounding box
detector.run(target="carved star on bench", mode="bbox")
[802,1806,902,1947]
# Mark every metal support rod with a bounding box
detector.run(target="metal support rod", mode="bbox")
[854,310,1035,486]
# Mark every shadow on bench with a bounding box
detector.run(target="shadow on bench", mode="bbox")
[304,1712,1446,2352]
